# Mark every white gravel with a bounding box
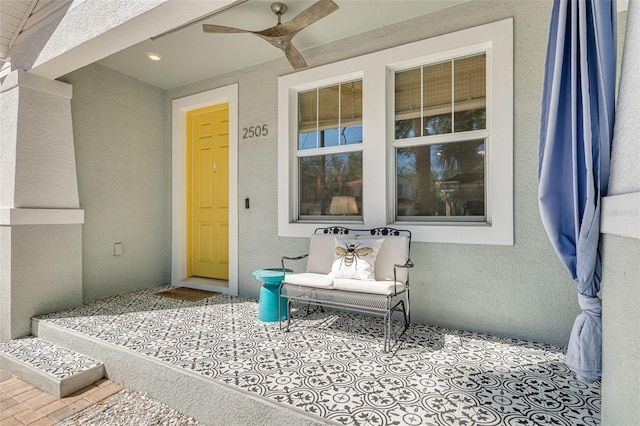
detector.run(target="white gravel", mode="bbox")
[58,389,203,426]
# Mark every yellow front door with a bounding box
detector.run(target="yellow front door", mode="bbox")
[187,103,229,280]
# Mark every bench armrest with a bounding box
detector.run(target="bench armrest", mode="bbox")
[281,254,309,273]
[395,259,414,270]
[392,259,414,295]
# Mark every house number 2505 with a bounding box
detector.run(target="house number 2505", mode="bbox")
[242,124,268,139]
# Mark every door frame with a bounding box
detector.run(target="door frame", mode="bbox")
[171,84,238,295]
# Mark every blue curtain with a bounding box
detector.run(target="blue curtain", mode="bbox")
[538,0,616,383]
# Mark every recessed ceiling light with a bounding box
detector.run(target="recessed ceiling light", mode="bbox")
[146,52,163,61]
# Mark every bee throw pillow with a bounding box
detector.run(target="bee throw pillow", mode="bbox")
[330,238,383,280]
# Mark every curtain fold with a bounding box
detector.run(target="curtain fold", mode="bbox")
[538,0,616,383]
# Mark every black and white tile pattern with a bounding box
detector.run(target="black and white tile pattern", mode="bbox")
[37,286,601,425]
[0,336,102,380]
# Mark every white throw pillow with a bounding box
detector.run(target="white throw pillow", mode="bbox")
[330,238,383,280]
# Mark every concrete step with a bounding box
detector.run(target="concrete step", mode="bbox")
[0,336,104,398]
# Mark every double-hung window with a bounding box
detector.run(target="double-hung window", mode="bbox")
[279,19,513,244]
[297,80,363,220]
[393,54,487,221]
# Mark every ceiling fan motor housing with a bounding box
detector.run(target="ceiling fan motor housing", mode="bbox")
[271,2,288,20]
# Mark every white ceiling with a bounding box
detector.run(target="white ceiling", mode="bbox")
[96,0,470,90]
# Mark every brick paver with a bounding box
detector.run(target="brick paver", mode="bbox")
[0,369,122,425]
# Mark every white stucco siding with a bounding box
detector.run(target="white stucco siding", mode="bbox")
[15,89,78,208]
[0,71,78,209]
[601,3,640,424]
[610,2,640,195]
[0,89,19,209]
[0,70,83,341]
[0,224,82,341]
[61,63,167,300]
[602,233,640,425]
[0,227,11,341]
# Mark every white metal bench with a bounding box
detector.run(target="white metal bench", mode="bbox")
[279,226,413,352]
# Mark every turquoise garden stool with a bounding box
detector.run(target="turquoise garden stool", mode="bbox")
[252,268,292,322]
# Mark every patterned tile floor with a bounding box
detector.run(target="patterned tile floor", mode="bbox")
[36,286,601,426]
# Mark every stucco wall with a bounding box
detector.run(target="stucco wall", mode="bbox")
[165,0,582,347]
[0,225,82,341]
[0,88,19,208]
[1,71,83,342]
[0,227,11,341]
[601,2,640,424]
[601,234,640,424]
[610,5,640,194]
[0,73,78,210]
[60,64,168,300]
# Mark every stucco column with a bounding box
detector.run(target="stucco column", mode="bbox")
[601,1,640,424]
[0,70,83,342]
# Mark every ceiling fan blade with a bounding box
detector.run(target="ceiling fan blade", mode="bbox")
[279,0,339,34]
[282,41,308,70]
[202,24,251,34]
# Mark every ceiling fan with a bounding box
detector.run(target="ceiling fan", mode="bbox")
[203,0,339,70]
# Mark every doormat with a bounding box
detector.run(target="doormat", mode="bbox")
[155,287,221,302]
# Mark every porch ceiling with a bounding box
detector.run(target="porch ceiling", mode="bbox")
[96,0,471,90]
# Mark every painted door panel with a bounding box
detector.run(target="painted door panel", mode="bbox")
[187,104,229,280]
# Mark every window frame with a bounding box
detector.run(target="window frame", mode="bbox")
[390,51,490,223]
[296,79,365,221]
[278,18,513,244]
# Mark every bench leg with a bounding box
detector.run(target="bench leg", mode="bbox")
[285,299,292,332]
[405,289,411,325]
[384,299,410,353]
[398,300,409,329]
[383,309,392,353]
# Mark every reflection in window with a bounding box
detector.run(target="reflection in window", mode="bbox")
[396,140,485,218]
[395,54,486,139]
[298,80,363,150]
[299,153,362,217]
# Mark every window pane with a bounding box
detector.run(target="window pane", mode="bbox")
[423,62,452,136]
[396,140,485,218]
[318,86,339,147]
[298,90,317,150]
[298,81,363,149]
[395,54,486,140]
[340,81,363,145]
[299,152,363,217]
[395,68,422,139]
[454,54,486,132]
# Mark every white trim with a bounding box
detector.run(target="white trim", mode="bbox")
[618,0,629,12]
[0,69,72,98]
[0,208,84,225]
[601,192,640,239]
[13,0,86,48]
[278,18,513,245]
[171,84,239,296]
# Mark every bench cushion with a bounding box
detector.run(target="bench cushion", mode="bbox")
[357,235,410,283]
[283,272,334,289]
[306,234,336,274]
[332,278,406,295]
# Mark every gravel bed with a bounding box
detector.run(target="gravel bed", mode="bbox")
[59,389,203,425]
